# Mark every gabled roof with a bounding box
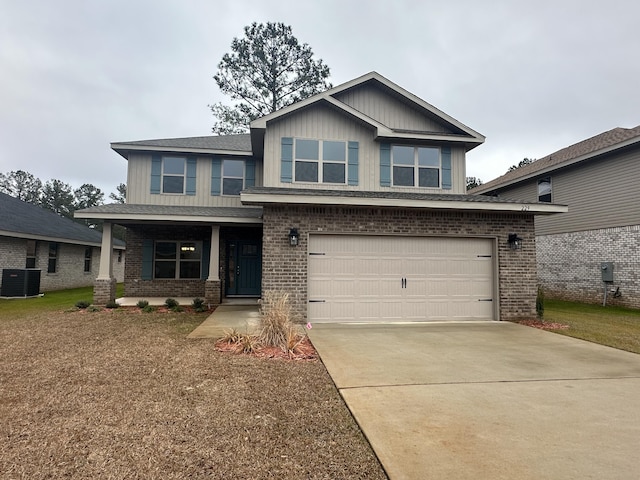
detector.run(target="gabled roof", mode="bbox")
[471,125,640,194]
[0,192,125,247]
[250,71,485,152]
[111,134,252,158]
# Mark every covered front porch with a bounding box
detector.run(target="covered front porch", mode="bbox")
[75,204,263,306]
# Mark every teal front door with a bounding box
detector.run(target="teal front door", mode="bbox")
[226,240,262,296]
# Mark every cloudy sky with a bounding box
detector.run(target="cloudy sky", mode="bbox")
[1,0,638,197]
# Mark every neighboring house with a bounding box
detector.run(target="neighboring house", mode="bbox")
[470,125,640,308]
[76,72,565,322]
[0,192,125,294]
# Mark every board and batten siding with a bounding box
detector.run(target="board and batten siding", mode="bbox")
[490,147,640,235]
[263,103,467,194]
[333,84,452,134]
[126,153,262,207]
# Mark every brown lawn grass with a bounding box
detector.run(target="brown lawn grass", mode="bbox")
[0,308,386,479]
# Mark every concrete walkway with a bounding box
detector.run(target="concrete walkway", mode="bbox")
[188,304,261,339]
[308,321,640,480]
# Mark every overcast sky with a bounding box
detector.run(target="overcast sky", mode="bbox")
[1,0,638,197]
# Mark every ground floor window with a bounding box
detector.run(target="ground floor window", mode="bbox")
[84,247,92,272]
[26,240,37,268]
[48,242,58,273]
[154,241,201,279]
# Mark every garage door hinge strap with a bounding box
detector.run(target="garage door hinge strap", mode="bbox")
[477,255,492,258]
[309,299,326,303]
[309,252,325,256]
[478,298,493,302]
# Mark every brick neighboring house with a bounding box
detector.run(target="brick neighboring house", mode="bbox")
[76,72,565,322]
[0,192,125,294]
[470,125,640,308]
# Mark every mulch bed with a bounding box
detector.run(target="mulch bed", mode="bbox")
[518,320,570,330]
[215,336,318,361]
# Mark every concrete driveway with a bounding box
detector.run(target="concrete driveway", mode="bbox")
[308,322,640,480]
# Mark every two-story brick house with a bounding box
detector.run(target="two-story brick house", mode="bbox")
[77,72,565,322]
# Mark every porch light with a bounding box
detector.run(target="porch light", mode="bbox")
[180,245,196,252]
[508,233,523,250]
[289,228,299,246]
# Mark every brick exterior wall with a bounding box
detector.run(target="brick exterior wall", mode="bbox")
[124,225,218,304]
[261,205,536,323]
[537,225,640,308]
[0,235,124,293]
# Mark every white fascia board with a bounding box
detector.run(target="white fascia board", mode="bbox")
[111,143,253,157]
[475,136,640,193]
[0,230,108,248]
[73,212,263,224]
[240,192,568,215]
[377,131,484,146]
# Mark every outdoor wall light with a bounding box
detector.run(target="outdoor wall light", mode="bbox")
[508,233,523,250]
[289,228,299,246]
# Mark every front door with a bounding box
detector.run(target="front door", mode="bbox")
[226,240,262,296]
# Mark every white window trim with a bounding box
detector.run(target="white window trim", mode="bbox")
[391,145,441,188]
[221,159,245,196]
[538,176,552,202]
[161,156,186,195]
[293,138,347,185]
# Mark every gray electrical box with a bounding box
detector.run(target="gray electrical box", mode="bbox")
[600,262,614,283]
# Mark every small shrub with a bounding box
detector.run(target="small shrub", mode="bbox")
[236,333,260,354]
[536,286,545,319]
[219,328,243,344]
[136,299,149,309]
[75,300,90,309]
[164,298,179,309]
[171,305,184,313]
[142,305,155,313]
[105,300,119,309]
[192,298,206,312]
[87,305,102,312]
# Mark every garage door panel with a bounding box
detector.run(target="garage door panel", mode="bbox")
[308,235,496,323]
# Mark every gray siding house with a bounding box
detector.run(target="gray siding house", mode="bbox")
[0,192,125,294]
[470,126,640,308]
[77,72,565,322]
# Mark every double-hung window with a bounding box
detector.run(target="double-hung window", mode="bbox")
[84,247,92,273]
[162,157,186,194]
[538,176,552,202]
[392,146,440,188]
[154,241,201,279]
[48,242,58,273]
[222,159,245,195]
[26,240,37,268]
[294,139,347,184]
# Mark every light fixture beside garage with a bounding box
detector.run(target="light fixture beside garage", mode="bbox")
[508,233,523,250]
[289,228,299,246]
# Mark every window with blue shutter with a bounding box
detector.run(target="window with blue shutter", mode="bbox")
[150,155,162,194]
[441,146,452,190]
[186,157,197,195]
[211,158,222,196]
[380,143,391,187]
[245,158,256,188]
[348,141,359,186]
[281,137,293,183]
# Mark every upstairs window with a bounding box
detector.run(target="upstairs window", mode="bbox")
[538,176,552,202]
[26,240,37,269]
[222,159,245,195]
[392,146,440,188]
[162,157,186,194]
[294,139,347,184]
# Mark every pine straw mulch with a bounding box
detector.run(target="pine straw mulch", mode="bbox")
[0,309,386,480]
[214,336,318,361]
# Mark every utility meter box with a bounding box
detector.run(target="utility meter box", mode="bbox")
[600,262,614,283]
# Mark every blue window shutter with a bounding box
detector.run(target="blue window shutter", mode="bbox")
[348,141,359,186]
[201,239,211,280]
[281,137,293,183]
[211,158,222,196]
[245,158,256,188]
[186,157,197,195]
[380,143,391,187]
[441,146,452,190]
[150,155,161,194]
[142,239,153,280]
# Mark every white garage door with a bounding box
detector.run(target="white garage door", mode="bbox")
[308,235,495,322]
